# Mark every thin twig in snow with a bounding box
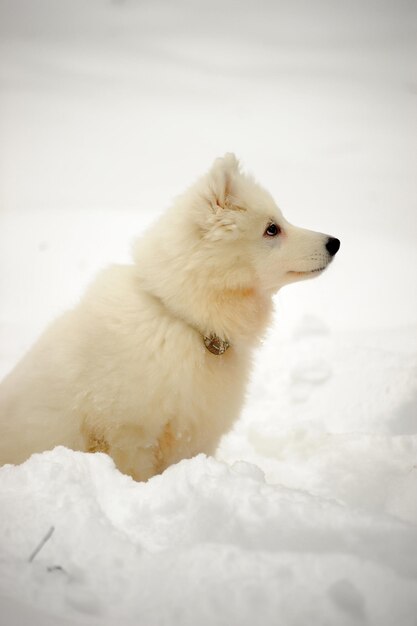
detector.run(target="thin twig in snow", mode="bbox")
[28,526,55,563]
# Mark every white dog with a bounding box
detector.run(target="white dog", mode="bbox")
[0,155,339,480]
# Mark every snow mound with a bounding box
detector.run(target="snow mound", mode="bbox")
[1,447,417,626]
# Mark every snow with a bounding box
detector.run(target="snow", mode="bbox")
[1,0,417,624]
[1,450,417,626]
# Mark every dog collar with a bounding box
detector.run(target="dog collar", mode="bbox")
[203,334,230,356]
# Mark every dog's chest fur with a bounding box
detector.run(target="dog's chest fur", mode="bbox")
[74,265,266,480]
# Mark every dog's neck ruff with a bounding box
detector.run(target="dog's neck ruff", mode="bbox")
[203,334,230,356]
[143,287,231,356]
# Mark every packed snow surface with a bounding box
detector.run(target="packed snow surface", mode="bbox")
[1,0,417,624]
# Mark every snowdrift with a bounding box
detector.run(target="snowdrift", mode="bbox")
[1,446,417,626]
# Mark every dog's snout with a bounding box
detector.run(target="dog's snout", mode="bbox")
[326,237,340,257]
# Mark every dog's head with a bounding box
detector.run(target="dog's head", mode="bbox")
[188,153,340,295]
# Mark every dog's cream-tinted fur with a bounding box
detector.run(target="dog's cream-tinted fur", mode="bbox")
[0,155,338,480]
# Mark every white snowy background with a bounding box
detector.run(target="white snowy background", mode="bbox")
[1,0,417,624]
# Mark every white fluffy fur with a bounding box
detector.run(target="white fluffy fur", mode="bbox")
[0,155,338,480]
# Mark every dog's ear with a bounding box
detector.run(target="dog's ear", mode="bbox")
[206,153,240,211]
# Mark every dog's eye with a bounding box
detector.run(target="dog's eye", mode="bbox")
[264,223,281,237]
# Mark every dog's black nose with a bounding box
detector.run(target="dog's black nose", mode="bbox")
[326,237,340,256]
